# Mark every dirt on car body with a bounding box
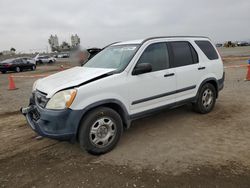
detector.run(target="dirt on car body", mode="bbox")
[1,50,250,187]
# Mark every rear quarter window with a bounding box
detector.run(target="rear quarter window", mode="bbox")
[195,40,219,60]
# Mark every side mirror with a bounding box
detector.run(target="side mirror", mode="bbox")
[132,63,152,75]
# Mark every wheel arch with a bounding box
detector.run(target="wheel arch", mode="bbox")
[75,99,131,141]
[196,78,219,99]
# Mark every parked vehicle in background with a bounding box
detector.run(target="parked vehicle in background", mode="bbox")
[57,53,70,58]
[215,43,223,47]
[35,55,56,64]
[22,36,224,155]
[21,57,36,65]
[0,58,36,73]
[236,41,249,47]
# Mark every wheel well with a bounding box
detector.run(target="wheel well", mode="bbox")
[102,103,129,127]
[76,102,129,141]
[203,79,218,97]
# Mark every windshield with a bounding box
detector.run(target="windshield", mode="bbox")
[84,44,139,72]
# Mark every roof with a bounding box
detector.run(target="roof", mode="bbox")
[113,36,209,46]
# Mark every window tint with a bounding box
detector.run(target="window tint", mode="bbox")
[137,43,169,72]
[15,59,21,63]
[195,40,219,60]
[170,41,198,68]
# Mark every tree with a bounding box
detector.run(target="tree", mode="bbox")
[59,41,71,52]
[10,48,16,53]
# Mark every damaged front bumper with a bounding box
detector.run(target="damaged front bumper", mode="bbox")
[21,95,83,141]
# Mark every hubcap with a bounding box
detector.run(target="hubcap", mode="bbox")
[89,117,116,148]
[202,88,213,109]
[16,67,20,72]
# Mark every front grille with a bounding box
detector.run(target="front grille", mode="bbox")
[32,108,40,121]
[35,90,48,108]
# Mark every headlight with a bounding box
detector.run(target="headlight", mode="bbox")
[46,89,77,110]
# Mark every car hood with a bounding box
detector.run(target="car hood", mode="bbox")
[36,66,115,98]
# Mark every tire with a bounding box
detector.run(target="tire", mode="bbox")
[1,71,6,74]
[79,107,123,155]
[31,65,36,71]
[15,67,21,73]
[193,83,216,114]
[49,60,53,64]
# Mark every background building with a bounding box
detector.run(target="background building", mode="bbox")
[71,34,80,47]
[48,35,59,52]
[48,34,80,52]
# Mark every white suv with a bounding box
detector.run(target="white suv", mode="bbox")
[21,36,224,155]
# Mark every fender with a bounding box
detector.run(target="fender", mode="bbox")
[195,77,219,100]
[75,99,131,136]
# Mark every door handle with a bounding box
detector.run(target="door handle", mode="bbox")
[164,73,175,77]
[198,67,206,70]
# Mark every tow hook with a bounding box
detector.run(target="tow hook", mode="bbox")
[20,106,34,115]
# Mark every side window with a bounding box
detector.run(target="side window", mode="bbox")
[137,43,169,72]
[15,59,21,64]
[169,41,198,68]
[195,40,219,60]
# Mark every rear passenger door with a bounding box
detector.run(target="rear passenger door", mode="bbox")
[168,41,201,101]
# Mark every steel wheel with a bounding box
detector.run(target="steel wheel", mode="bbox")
[89,117,116,148]
[202,88,214,110]
[193,83,216,114]
[79,107,123,155]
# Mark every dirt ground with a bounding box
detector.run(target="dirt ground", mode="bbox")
[0,48,250,187]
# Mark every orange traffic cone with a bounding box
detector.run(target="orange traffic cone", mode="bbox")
[8,75,17,90]
[60,65,64,71]
[246,64,250,81]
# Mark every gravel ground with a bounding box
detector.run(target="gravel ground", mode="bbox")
[0,49,250,187]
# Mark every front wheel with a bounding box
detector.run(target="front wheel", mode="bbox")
[15,66,21,73]
[193,83,216,114]
[79,107,123,155]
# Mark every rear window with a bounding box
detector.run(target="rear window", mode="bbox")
[195,40,219,60]
[169,41,198,68]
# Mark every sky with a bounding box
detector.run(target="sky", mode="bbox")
[0,0,249,53]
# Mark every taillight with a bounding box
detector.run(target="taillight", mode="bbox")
[4,63,11,67]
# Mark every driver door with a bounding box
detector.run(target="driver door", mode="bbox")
[128,42,177,115]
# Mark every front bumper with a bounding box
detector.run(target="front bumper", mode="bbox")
[21,97,83,141]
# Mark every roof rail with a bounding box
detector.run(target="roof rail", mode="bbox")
[141,36,209,44]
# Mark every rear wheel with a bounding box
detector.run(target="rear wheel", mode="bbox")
[193,83,216,114]
[1,71,6,74]
[31,65,36,71]
[15,67,21,73]
[79,107,123,155]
